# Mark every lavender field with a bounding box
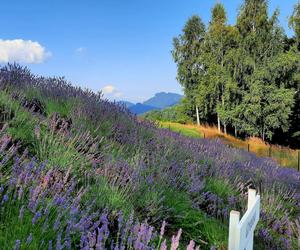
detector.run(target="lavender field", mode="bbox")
[0,64,299,249]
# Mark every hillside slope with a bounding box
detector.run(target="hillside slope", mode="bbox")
[159,122,300,169]
[0,64,299,249]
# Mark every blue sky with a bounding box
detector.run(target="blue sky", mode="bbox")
[0,0,298,103]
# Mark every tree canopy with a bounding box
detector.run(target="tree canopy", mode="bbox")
[172,0,300,146]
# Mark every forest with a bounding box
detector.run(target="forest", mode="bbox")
[172,0,300,148]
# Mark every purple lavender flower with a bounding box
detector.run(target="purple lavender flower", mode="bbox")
[186,240,195,250]
[32,211,42,225]
[80,234,88,248]
[64,223,72,250]
[160,239,167,250]
[26,233,33,245]
[18,205,25,219]
[170,228,182,250]
[160,221,166,238]
[14,240,21,250]
[2,194,8,203]
[56,233,63,250]
[48,240,53,250]
[118,211,123,230]
[88,231,96,248]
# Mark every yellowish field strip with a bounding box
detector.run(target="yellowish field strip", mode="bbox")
[160,121,299,169]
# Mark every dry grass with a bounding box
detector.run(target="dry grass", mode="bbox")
[160,121,300,169]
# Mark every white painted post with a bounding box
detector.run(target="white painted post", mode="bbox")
[248,189,256,209]
[228,189,260,250]
[246,189,256,250]
[228,211,240,249]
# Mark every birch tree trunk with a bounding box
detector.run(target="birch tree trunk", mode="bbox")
[217,113,221,133]
[196,105,200,126]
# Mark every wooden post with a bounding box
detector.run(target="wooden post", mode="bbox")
[298,150,300,171]
[280,147,282,166]
[268,146,271,157]
[247,144,250,152]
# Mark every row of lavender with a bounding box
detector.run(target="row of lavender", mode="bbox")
[0,129,197,249]
[0,64,299,249]
[127,127,300,248]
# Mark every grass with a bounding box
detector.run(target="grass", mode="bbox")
[163,189,227,249]
[205,179,237,200]
[0,195,59,249]
[44,98,78,118]
[0,92,90,173]
[24,88,78,118]
[160,122,203,138]
[33,129,89,172]
[0,91,38,151]
[160,121,300,169]
[83,176,134,217]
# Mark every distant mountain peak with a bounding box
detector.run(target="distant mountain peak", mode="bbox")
[120,92,183,115]
[143,92,182,109]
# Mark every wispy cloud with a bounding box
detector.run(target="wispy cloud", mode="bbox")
[101,85,123,98]
[0,39,51,64]
[75,47,86,53]
[102,85,115,94]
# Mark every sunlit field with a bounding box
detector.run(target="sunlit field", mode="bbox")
[160,121,300,169]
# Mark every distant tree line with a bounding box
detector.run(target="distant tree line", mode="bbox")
[143,104,192,124]
[172,0,300,147]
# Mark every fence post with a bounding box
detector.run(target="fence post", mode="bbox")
[203,132,205,139]
[268,146,271,157]
[247,144,250,152]
[280,147,282,166]
[298,150,300,171]
[228,211,240,250]
[248,189,256,209]
[228,189,260,250]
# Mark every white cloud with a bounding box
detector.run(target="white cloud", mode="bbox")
[0,39,51,64]
[75,47,86,53]
[101,85,123,98]
[102,85,115,94]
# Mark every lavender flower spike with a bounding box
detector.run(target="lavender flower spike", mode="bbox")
[186,240,195,250]
[14,240,21,250]
[170,228,182,250]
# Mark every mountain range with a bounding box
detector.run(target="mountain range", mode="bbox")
[119,92,183,115]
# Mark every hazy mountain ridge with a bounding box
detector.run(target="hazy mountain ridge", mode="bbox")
[120,92,183,114]
[143,92,182,109]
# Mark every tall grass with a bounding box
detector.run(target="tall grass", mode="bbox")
[160,121,299,169]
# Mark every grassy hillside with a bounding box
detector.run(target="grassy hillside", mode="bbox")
[0,64,299,249]
[160,122,300,170]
